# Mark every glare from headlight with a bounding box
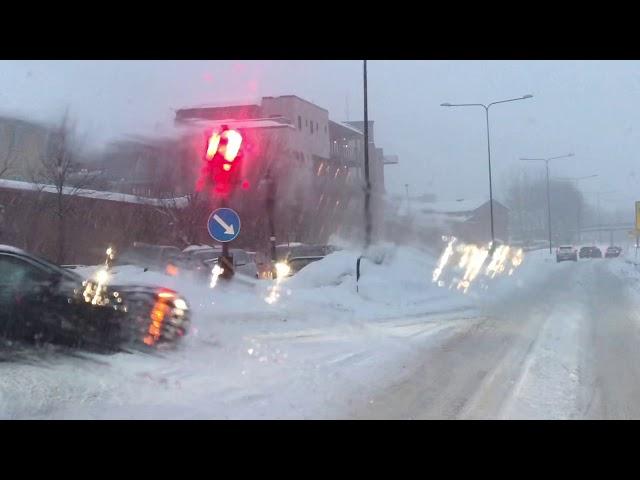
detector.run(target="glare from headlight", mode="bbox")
[95,269,110,284]
[174,298,188,311]
[275,262,290,279]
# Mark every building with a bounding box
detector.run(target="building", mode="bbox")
[174,95,398,246]
[96,135,197,197]
[386,196,509,248]
[419,199,509,244]
[0,116,60,181]
[0,178,187,263]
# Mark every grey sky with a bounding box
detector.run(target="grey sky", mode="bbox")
[1,60,639,213]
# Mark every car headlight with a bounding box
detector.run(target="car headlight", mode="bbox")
[275,262,291,279]
[174,298,188,311]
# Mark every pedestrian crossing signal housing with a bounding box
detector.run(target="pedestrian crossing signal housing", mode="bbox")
[202,126,243,196]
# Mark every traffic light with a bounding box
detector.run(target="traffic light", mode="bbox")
[203,126,244,196]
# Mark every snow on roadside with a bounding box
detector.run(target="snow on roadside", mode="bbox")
[2,243,557,419]
[2,245,475,419]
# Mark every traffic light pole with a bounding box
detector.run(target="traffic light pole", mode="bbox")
[263,169,277,277]
[363,60,372,249]
[218,195,234,279]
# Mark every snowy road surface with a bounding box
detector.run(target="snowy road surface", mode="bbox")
[1,246,640,419]
[350,256,640,419]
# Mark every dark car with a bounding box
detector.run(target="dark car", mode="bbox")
[116,242,182,272]
[579,246,603,259]
[556,245,578,262]
[0,245,190,353]
[281,256,326,277]
[605,246,622,258]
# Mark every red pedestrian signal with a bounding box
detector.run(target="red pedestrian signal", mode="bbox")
[202,126,244,196]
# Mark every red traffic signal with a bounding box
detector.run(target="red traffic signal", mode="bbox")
[203,126,243,196]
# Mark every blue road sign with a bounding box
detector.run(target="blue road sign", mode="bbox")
[207,208,241,243]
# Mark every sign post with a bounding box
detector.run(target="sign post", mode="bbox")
[635,201,640,259]
[207,207,241,279]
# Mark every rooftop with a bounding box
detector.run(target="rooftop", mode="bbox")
[177,117,296,131]
[0,179,189,208]
[416,198,501,214]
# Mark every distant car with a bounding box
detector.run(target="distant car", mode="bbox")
[275,244,339,262]
[0,245,190,352]
[556,245,578,262]
[185,247,259,278]
[605,246,622,258]
[117,242,182,272]
[282,256,325,277]
[579,246,603,259]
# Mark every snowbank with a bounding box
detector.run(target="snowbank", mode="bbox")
[1,242,557,419]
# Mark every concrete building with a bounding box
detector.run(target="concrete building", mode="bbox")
[0,116,60,181]
[386,196,509,248]
[173,95,398,245]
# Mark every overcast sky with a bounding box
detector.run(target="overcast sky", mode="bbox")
[1,60,639,213]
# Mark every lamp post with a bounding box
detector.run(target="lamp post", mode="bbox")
[441,94,533,246]
[520,153,574,254]
[363,60,371,249]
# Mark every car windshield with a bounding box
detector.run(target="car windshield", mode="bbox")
[2,59,640,421]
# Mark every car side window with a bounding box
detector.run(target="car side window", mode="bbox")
[234,251,248,266]
[0,255,50,305]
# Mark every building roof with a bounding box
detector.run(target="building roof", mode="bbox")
[418,198,506,214]
[329,120,364,137]
[176,117,296,131]
[263,95,329,113]
[0,179,189,208]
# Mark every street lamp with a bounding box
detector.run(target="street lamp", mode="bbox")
[441,94,533,247]
[554,174,598,243]
[520,153,574,254]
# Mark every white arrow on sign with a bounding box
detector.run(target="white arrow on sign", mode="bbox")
[213,214,235,235]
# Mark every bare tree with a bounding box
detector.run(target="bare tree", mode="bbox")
[503,168,586,245]
[0,155,16,179]
[31,112,99,263]
[160,192,209,248]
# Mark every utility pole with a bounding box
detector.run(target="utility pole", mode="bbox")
[442,94,533,247]
[405,183,410,216]
[263,168,277,275]
[520,153,574,254]
[363,60,372,249]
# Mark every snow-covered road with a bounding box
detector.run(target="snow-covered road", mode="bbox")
[349,255,640,419]
[2,246,640,419]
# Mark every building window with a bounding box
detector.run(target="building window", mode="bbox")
[298,116,302,130]
[310,121,313,134]
[324,125,327,134]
